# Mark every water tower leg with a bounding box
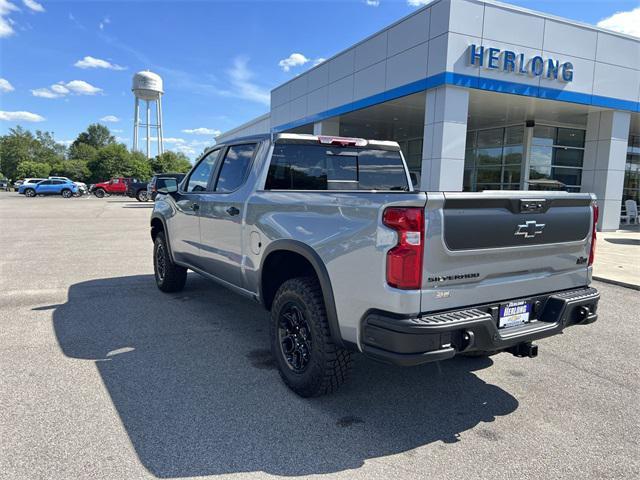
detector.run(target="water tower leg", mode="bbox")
[157,97,164,156]
[133,97,139,152]
[146,100,151,159]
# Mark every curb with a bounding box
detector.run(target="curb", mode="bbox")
[593,276,640,291]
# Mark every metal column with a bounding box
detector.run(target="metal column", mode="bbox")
[146,100,151,158]
[133,97,139,152]
[156,96,164,156]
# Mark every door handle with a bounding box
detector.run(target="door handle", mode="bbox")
[192,203,200,211]
[226,206,240,216]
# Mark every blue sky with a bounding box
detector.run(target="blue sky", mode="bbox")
[1,0,639,158]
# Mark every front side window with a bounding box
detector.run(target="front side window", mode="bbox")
[265,144,408,191]
[214,144,256,192]
[186,150,220,192]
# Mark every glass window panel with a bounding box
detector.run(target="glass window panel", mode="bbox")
[464,149,475,169]
[408,138,422,156]
[466,131,476,149]
[477,128,503,148]
[505,126,524,145]
[556,128,585,148]
[532,125,556,146]
[215,144,256,192]
[477,148,502,166]
[463,168,473,191]
[552,167,582,187]
[530,146,553,167]
[476,166,502,184]
[356,150,408,190]
[502,165,521,184]
[476,183,502,191]
[554,147,583,168]
[503,145,523,165]
[529,164,552,180]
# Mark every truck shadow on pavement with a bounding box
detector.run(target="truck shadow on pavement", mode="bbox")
[51,274,518,478]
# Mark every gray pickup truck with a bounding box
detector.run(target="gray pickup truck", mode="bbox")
[150,133,600,397]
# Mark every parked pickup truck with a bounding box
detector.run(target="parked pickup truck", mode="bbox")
[126,179,150,202]
[91,177,134,198]
[150,133,600,397]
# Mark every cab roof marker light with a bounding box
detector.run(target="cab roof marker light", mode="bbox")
[317,135,367,147]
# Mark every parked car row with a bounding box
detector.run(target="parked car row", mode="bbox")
[87,173,187,202]
[8,173,186,200]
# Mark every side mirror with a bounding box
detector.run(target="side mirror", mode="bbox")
[157,178,178,194]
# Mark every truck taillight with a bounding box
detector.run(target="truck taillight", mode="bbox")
[589,203,598,266]
[383,207,424,290]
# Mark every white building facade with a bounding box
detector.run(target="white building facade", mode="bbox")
[216,0,640,231]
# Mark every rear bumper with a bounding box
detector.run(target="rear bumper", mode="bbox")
[361,286,599,367]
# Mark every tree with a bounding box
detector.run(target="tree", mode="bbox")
[150,151,192,174]
[0,127,38,180]
[49,159,91,181]
[71,124,115,150]
[87,144,152,182]
[68,142,98,164]
[124,151,153,180]
[87,143,130,182]
[16,161,51,179]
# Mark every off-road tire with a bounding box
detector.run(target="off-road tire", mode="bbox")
[270,277,352,397]
[24,188,36,197]
[136,189,149,202]
[94,188,105,198]
[153,232,187,293]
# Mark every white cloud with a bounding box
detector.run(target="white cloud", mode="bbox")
[32,80,102,98]
[74,55,126,70]
[100,115,120,122]
[163,137,186,144]
[313,58,326,67]
[0,110,45,122]
[227,56,270,105]
[182,127,221,136]
[597,7,640,38]
[111,128,123,133]
[365,0,380,6]
[22,0,43,12]
[57,139,73,147]
[0,78,14,92]
[278,52,310,72]
[0,0,19,38]
[98,15,110,30]
[407,0,431,6]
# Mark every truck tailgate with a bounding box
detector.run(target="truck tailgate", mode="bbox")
[420,191,595,313]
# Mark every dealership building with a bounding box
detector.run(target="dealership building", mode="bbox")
[217,0,640,231]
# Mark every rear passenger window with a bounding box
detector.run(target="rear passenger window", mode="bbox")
[265,144,408,191]
[186,150,220,192]
[214,144,256,192]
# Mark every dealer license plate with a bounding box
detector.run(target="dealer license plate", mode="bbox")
[499,301,531,329]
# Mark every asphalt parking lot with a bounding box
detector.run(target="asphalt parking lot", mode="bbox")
[0,192,638,480]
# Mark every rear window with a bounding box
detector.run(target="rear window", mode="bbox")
[265,144,408,191]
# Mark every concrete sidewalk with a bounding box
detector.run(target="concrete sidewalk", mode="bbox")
[593,226,640,290]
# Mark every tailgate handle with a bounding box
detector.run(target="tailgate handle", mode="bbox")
[520,199,546,213]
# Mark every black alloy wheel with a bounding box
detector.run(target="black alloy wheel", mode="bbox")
[278,302,312,373]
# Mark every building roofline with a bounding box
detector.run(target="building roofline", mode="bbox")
[216,112,270,139]
[272,0,639,93]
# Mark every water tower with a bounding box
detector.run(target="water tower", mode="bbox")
[132,70,164,158]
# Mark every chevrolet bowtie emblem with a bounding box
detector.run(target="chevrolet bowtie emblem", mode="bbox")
[515,220,545,238]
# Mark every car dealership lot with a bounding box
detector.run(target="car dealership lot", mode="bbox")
[0,192,638,480]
